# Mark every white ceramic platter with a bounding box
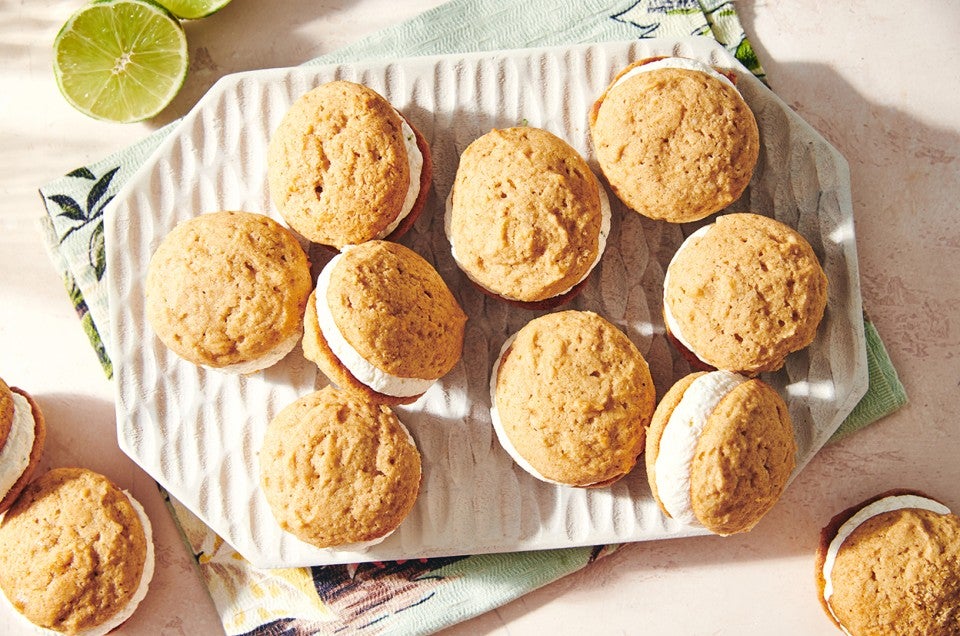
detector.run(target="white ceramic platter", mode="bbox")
[105,37,868,569]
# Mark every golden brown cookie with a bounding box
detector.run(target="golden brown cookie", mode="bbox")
[663,212,828,374]
[268,80,433,249]
[259,387,422,548]
[0,378,13,448]
[145,210,312,373]
[491,310,655,487]
[815,489,960,635]
[589,57,759,223]
[645,371,796,535]
[302,240,467,405]
[0,381,46,515]
[446,127,609,305]
[0,467,154,635]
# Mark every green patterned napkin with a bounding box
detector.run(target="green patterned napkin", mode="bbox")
[38,1,906,633]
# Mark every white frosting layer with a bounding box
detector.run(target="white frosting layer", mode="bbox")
[316,248,436,398]
[822,494,951,617]
[319,517,406,552]
[82,491,156,636]
[0,392,36,498]
[213,328,302,375]
[662,224,713,366]
[375,115,423,239]
[331,527,394,552]
[653,370,749,524]
[488,333,605,487]
[444,173,611,301]
[610,56,737,93]
[560,183,612,297]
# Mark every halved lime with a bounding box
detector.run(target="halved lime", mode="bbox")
[153,0,233,20]
[53,0,189,123]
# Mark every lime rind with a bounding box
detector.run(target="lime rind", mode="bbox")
[152,0,233,20]
[54,0,188,123]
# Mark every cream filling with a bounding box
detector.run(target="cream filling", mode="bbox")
[326,521,395,552]
[375,115,423,239]
[653,370,749,525]
[488,333,605,487]
[444,175,611,300]
[316,248,436,398]
[821,494,950,630]
[563,184,611,296]
[0,393,36,498]
[1,490,155,636]
[662,224,713,365]
[213,328,302,375]
[610,56,738,93]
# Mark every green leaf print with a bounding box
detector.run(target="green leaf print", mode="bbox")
[48,194,86,222]
[66,166,96,180]
[89,222,106,281]
[734,37,761,76]
[63,274,112,378]
[86,167,119,214]
[48,167,119,278]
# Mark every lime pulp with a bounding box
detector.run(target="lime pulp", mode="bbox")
[53,0,189,123]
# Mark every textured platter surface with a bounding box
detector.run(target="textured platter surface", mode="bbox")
[105,37,868,569]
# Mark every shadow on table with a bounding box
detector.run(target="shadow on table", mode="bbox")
[155,0,343,125]
[31,392,138,484]
[739,3,960,462]
[736,5,960,382]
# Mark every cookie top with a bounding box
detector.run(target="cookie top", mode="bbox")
[259,386,422,548]
[816,490,960,635]
[0,377,12,450]
[589,57,759,223]
[646,371,796,535]
[146,210,312,372]
[446,127,609,303]
[664,213,828,374]
[0,386,46,514]
[268,80,428,249]
[303,241,467,402]
[0,467,151,634]
[492,310,655,487]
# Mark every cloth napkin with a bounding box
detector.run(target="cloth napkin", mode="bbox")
[38,1,907,634]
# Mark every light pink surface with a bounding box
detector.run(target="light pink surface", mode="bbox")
[0,1,958,635]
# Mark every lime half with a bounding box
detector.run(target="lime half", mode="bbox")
[153,0,233,20]
[53,0,189,123]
